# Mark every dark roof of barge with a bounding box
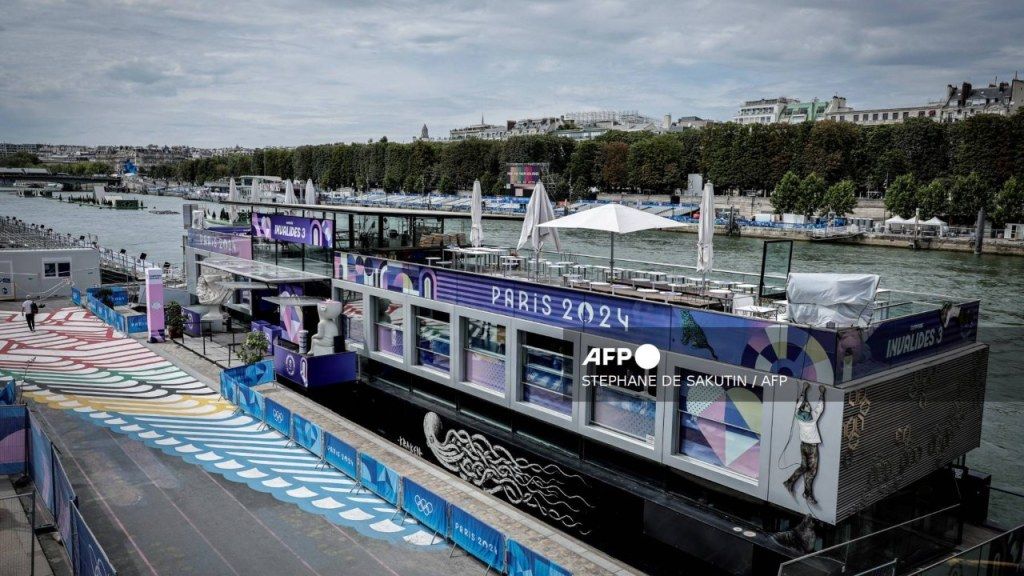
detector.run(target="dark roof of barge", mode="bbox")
[222,200,524,220]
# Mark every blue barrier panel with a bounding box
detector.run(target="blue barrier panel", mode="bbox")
[401,477,447,537]
[291,413,324,458]
[125,314,148,334]
[236,385,265,421]
[221,378,238,405]
[264,398,292,437]
[507,539,572,576]
[450,505,505,573]
[0,378,14,405]
[52,450,77,568]
[324,433,357,479]
[71,287,82,306]
[73,505,116,576]
[0,405,28,475]
[358,452,400,506]
[28,412,55,517]
[220,360,274,390]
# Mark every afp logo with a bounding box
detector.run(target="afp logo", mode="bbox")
[581,343,661,370]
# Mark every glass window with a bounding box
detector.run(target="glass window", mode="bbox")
[882,113,888,120]
[464,318,506,393]
[374,297,403,357]
[416,308,450,373]
[872,113,879,120]
[341,289,364,347]
[853,114,859,121]
[44,262,71,278]
[520,332,573,416]
[902,111,909,119]
[676,368,763,479]
[588,347,656,442]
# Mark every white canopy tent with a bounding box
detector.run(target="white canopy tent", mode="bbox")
[538,203,684,277]
[470,179,483,247]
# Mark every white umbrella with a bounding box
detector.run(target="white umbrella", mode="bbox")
[227,177,239,223]
[696,183,715,281]
[304,179,317,205]
[470,179,483,247]
[539,202,683,276]
[284,180,297,204]
[517,182,562,268]
[93,184,106,204]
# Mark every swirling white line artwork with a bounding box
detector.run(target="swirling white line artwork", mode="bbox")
[423,412,594,532]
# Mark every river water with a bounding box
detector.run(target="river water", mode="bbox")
[2,191,1021,520]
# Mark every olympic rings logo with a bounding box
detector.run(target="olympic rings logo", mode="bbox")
[414,495,434,515]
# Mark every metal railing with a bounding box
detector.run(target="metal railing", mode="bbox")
[169,318,246,368]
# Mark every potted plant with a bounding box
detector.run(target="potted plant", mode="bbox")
[238,331,270,365]
[165,301,184,339]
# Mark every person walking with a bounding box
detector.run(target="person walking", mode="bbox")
[22,295,38,332]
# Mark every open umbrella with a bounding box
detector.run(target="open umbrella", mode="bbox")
[470,179,483,247]
[539,203,683,277]
[284,180,297,204]
[517,182,562,272]
[304,179,317,205]
[696,183,715,282]
[227,178,239,223]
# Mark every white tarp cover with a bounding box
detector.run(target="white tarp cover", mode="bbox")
[786,272,880,327]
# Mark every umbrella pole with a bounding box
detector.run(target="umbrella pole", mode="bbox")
[609,232,615,281]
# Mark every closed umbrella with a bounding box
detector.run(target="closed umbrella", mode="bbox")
[470,179,483,247]
[517,182,562,274]
[284,180,297,204]
[539,202,684,278]
[227,177,239,223]
[305,179,317,205]
[696,183,715,283]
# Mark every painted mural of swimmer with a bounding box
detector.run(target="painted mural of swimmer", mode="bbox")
[784,382,826,505]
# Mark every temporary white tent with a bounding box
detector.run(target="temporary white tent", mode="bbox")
[539,203,684,276]
[470,179,483,247]
[786,273,880,327]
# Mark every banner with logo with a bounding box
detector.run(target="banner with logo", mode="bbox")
[264,398,292,437]
[236,385,265,421]
[145,268,165,342]
[507,539,572,576]
[401,477,447,537]
[53,450,77,567]
[324,433,357,479]
[187,228,253,259]
[251,213,333,248]
[73,505,116,576]
[292,413,324,458]
[358,452,400,506]
[29,412,55,516]
[71,286,82,306]
[450,505,505,573]
[0,405,27,475]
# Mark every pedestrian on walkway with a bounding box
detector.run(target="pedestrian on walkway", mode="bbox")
[22,295,38,332]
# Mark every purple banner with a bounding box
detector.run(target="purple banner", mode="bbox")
[339,253,839,384]
[273,347,358,389]
[187,228,253,259]
[252,213,333,248]
[145,267,165,342]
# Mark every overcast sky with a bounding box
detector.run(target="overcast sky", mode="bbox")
[1,0,1021,148]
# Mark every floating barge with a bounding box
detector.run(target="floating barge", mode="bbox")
[180,199,1012,576]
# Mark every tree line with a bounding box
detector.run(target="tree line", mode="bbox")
[0,152,112,176]
[143,110,1022,225]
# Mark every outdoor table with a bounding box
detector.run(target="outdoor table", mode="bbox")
[708,288,732,299]
[735,283,757,293]
[425,257,441,267]
[666,283,684,293]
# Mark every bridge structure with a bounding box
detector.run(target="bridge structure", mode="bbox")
[0,168,121,187]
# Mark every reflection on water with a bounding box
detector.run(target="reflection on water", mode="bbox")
[3,192,1022,510]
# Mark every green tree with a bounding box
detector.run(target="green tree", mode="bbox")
[437,175,454,195]
[794,172,826,218]
[597,142,629,192]
[916,179,949,220]
[0,152,42,167]
[803,121,860,184]
[771,171,801,214]
[819,179,858,217]
[947,172,992,224]
[992,176,1024,227]
[884,174,919,218]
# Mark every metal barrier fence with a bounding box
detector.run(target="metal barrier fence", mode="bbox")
[170,318,246,368]
[0,491,38,576]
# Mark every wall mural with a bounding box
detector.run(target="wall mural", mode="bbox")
[422,412,594,532]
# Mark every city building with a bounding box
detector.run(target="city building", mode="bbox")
[732,97,795,124]
[938,78,1023,122]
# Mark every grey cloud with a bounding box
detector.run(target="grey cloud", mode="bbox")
[0,0,1021,147]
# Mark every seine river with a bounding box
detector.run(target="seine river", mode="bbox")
[3,191,1021,522]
